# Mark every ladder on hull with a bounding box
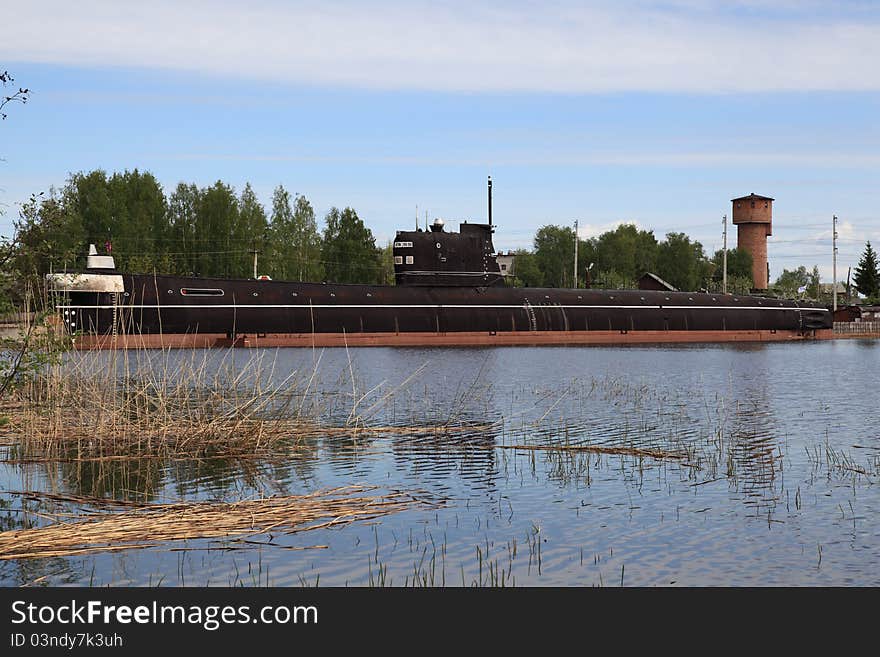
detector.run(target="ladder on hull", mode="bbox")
[523,299,538,331]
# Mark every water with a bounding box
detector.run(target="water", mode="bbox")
[2,340,879,586]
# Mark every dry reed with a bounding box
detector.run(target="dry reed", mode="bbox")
[497,443,692,462]
[1,485,437,560]
[2,344,497,463]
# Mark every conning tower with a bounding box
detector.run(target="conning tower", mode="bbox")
[393,177,503,287]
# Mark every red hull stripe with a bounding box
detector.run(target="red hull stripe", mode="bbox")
[72,329,832,350]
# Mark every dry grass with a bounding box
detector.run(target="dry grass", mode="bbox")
[1,485,438,560]
[5,348,312,461]
[497,443,693,462]
[1,345,497,463]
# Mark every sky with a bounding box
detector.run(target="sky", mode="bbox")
[2,0,879,282]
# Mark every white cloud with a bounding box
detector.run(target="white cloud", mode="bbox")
[150,150,880,169]
[578,220,643,239]
[3,1,880,92]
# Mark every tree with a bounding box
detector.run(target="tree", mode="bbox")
[656,232,709,292]
[772,266,810,298]
[533,225,575,287]
[592,223,658,286]
[236,183,268,278]
[62,170,113,254]
[511,249,542,287]
[808,265,821,299]
[60,168,167,272]
[6,192,84,306]
[0,71,28,120]
[711,248,753,283]
[710,247,753,294]
[321,207,381,284]
[197,181,239,277]
[853,241,880,300]
[268,186,322,282]
[267,186,294,280]
[1,73,69,399]
[166,183,201,275]
[290,194,323,282]
[576,238,598,288]
[379,241,395,285]
[106,169,168,272]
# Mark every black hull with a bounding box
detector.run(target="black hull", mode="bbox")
[56,273,832,340]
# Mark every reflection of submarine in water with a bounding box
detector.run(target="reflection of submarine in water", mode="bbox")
[48,179,831,349]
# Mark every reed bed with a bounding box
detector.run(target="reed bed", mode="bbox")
[1,485,437,560]
[2,344,502,463]
[4,348,315,461]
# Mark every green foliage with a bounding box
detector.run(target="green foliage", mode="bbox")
[166,183,200,275]
[533,225,575,287]
[655,232,710,292]
[721,276,755,295]
[5,192,85,307]
[576,238,598,288]
[705,248,753,294]
[511,249,542,287]
[235,183,269,278]
[379,242,395,285]
[770,264,824,299]
[268,186,323,282]
[710,248,753,284]
[592,224,658,283]
[853,241,880,300]
[62,169,169,273]
[63,170,112,247]
[197,181,240,277]
[808,265,821,299]
[0,317,68,396]
[772,266,811,298]
[591,269,636,290]
[109,169,168,269]
[518,222,713,291]
[5,166,397,287]
[0,73,73,399]
[321,207,382,284]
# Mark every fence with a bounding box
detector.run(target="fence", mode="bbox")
[833,321,880,336]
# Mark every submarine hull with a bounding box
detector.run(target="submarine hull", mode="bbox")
[54,272,832,349]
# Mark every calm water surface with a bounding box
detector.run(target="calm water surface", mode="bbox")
[2,340,879,586]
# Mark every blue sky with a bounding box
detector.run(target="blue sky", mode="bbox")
[2,0,879,281]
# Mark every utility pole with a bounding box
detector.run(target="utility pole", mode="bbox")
[573,219,579,288]
[846,266,852,303]
[722,214,728,294]
[832,214,838,312]
[249,241,261,279]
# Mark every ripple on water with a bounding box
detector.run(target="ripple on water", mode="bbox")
[2,341,879,586]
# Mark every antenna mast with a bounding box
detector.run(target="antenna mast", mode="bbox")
[488,176,493,229]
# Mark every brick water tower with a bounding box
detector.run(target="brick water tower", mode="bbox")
[731,193,773,290]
